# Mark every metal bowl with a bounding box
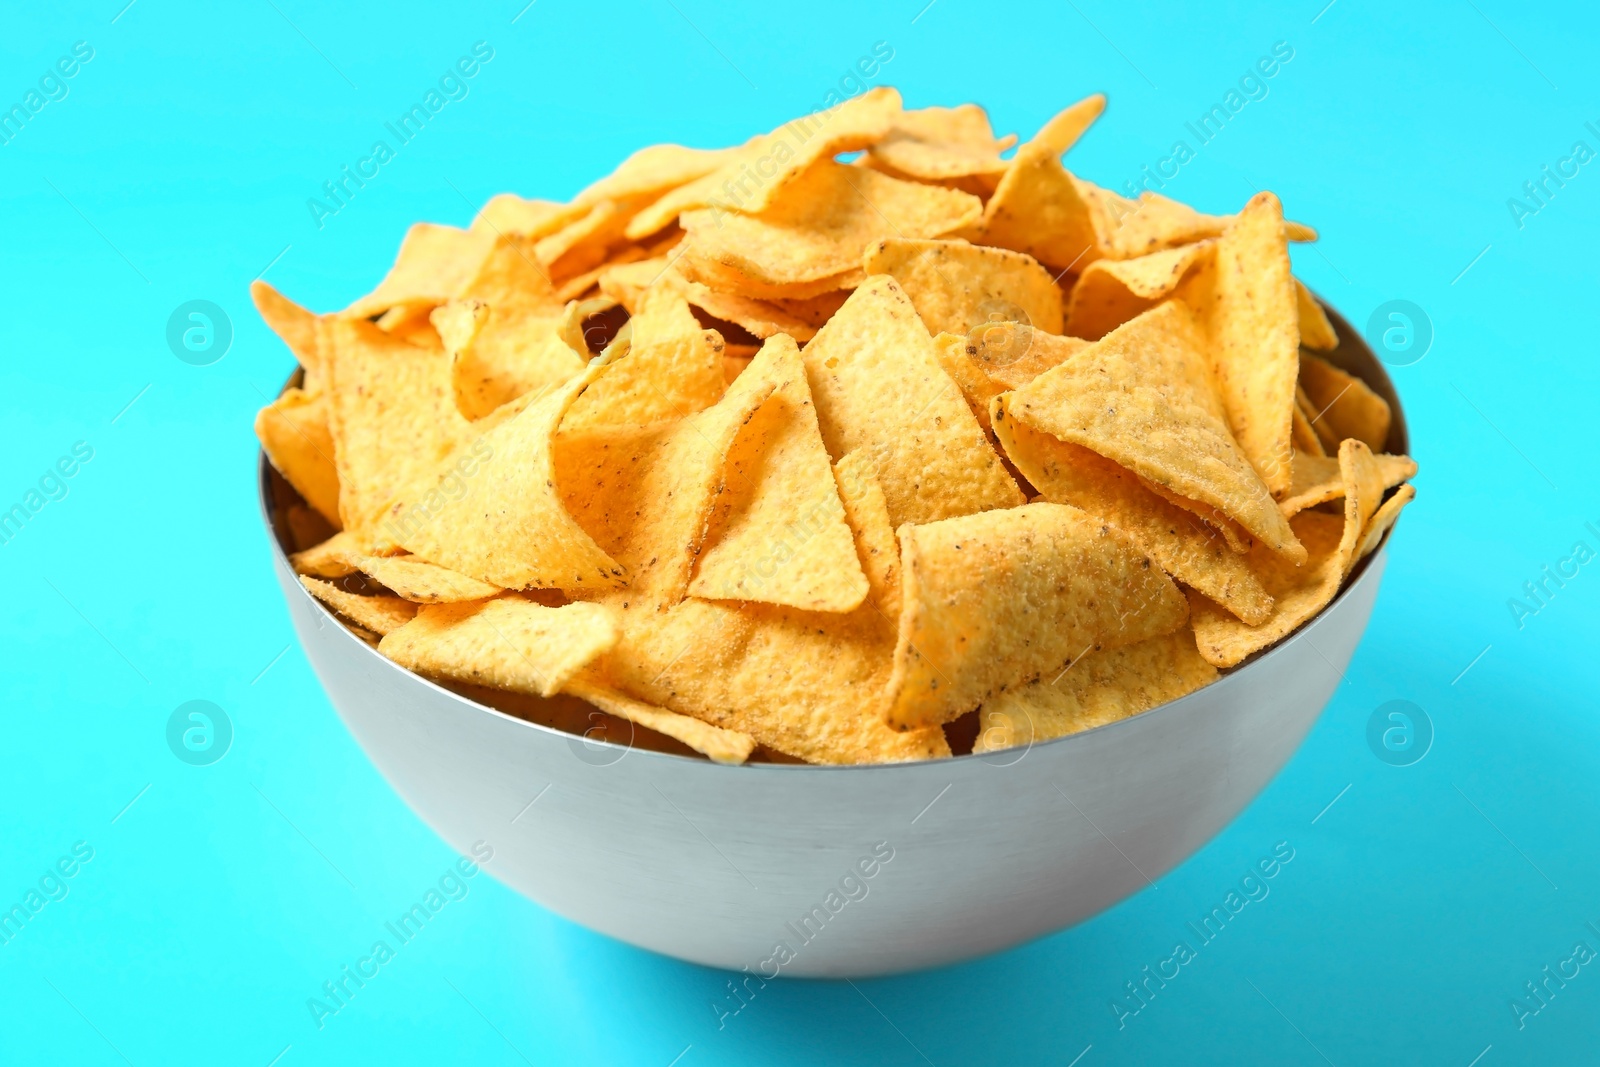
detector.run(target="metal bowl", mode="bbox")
[260,298,1405,977]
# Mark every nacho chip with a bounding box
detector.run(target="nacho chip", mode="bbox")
[689,336,868,612]
[560,289,726,432]
[256,388,341,527]
[573,142,741,207]
[679,161,981,289]
[380,598,618,697]
[351,553,502,604]
[565,677,756,764]
[932,331,1005,433]
[802,275,1023,526]
[973,629,1217,751]
[289,530,362,578]
[251,281,323,391]
[393,364,625,591]
[1092,189,1318,259]
[1133,477,1253,554]
[299,575,417,636]
[885,502,1188,729]
[534,195,656,283]
[1291,384,1327,457]
[471,195,588,239]
[1296,280,1339,350]
[1063,240,1212,340]
[1033,93,1108,155]
[1001,300,1302,561]
[970,139,1101,271]
[862,237,1065,335]
[865,103,1014,184]
[832,450,902,618]
[991,412,1273,624]
[678,255,865,303]
[1300,352,1392,452]
[343,223,497,319]
[1280,449,1417,518]
[1356,483,1415,560]
[971,328,1090,390]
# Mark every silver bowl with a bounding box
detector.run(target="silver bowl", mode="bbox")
[260,298,1405,977]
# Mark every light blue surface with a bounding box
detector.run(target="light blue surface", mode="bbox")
[3,1,1597,1063]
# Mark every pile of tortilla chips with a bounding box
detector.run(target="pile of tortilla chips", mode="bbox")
[255,88,1415,765]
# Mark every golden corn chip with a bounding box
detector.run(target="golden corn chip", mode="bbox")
[1132,477,1252,554]
[471,195,588,239]
[534,195,657,283]
[564,677,756,764]
[598,256,673,311]
[256,388,341,527]
[689,335,869,612]
[802,275,1023,526]
[380,598,619,698]
[573,142,741,208]
[832,450,902,618]
[251,281,323,391]
[1179,192,1299,496]
[624,87,902,240]
[1300,352,1392,452]
[619,265,824,341]
[1063,240,1212,340]
[677,254,864,303]
[560,289,726,433]
[865,103,1015,183]
[350,553,502,603]
[679,160,981,289]
[1002,300,1303,562]
[1280,449,1416,518]
[885,502,1188,730]
[975,329,1089,390]
[289,530,362,578]
[973,629,1217,751]
[969,140,1101,271]
[393,364,625,591]
[600,596,949,764]
[299,575,417,636]
[1032,93,1108,156]
[323,317,472,543]
[862,237,1065,336]
[556,294,619,357]
[991,412,1273,624]
[1189,438,1397,667]
[1357,483,1414,560]
[931,331,1004,433]
[1091,189,1318,259]
[375,301,442,348]
[1291,384,1327,457]
[343,223,497,319]
[771,289,849,327]
[1296,279,1339,350]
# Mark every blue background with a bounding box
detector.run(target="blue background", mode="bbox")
[2,0,1596,1063]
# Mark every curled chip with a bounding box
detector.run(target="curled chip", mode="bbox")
[885,502,1188,731]
[862,237,1064,335]
[1300,351,1392,452]
[343,223,497,320]
[865,102,1017,189]
[256,388,341,527]
[300,576,417,637]
[1063,240,1212,340]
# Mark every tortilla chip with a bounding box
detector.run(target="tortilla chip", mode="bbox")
[865,103,1014,184]
[1291,384,1327,457]
[564,677,756,764]
[256,388,341,527]
[1063,240,1212,340]
[885,502,1188,730]
[677,254,865,302]
[392,364,625,591]
[323,318,472,543]
[1033,93,1108,155]
[801,275,1023,526]
[343,223,497,319]
[1296,280,1339,350]
[299,575,417,635]
[1300,352,1392,452]
[560,289,726,432]
[289,530,362,578]
[689,335,868,612]
[380,598,618,698]
[973,329,1090,390]
[932,332,1005,433]
[832,450,902,618]
[862,237,1065,335]
[1189,439,1393,667]
[1357,484,1415,560]
[1177,192,1299,496]
[534,195,656,283]
[471,195,588,239]
[1001,300,1302,562]
[623,265,823,341]
[1091,189,1318,259]
[991,412,1273,624]
[678,160,981,289]
[969,139,1101,271]
[251,281,323,391]
[973,629,1217,751]
[1280,449,1417,518]
[573,143,741,207]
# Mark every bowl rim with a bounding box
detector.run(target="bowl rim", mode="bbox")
[258,291,1408,772]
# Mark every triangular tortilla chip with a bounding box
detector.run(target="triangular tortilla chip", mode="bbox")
[1178,192,1299,495]
[973,629,1217,751]
[1032,94,1107,155]
[832,450,901,619]
[885,502,1189,730]
[1296,279,1339,350]
[865,103,1015,184]
[394,364,625,591]
[300,576,416,636]
[678,160,981,289]
[380,598,619,698]
[289,530,362,578]
[1300,352,1392,452]
[862,237,1065,335]
[564,677,756,764]
[678,255,864,303]
[1087,189,1319,259]
[323,317,472,544]
[256,388,341,527]
[1292,384,1327,457]
[991,411,1273,624]
[931,331,1006,433]
[1001,299,1303,561]
[689,336,868,612]
[561,289,726,433]
[251,281,324,391]
[471,195,588,239]
[573,143,741,208]
[1280,449,1416,518]
[1063,240,1212,340]
[343,223,497,319]
[350,554,502,604]
[1356,484,1414,560]
[801,275,1023,526]
[969,139,1102,271]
